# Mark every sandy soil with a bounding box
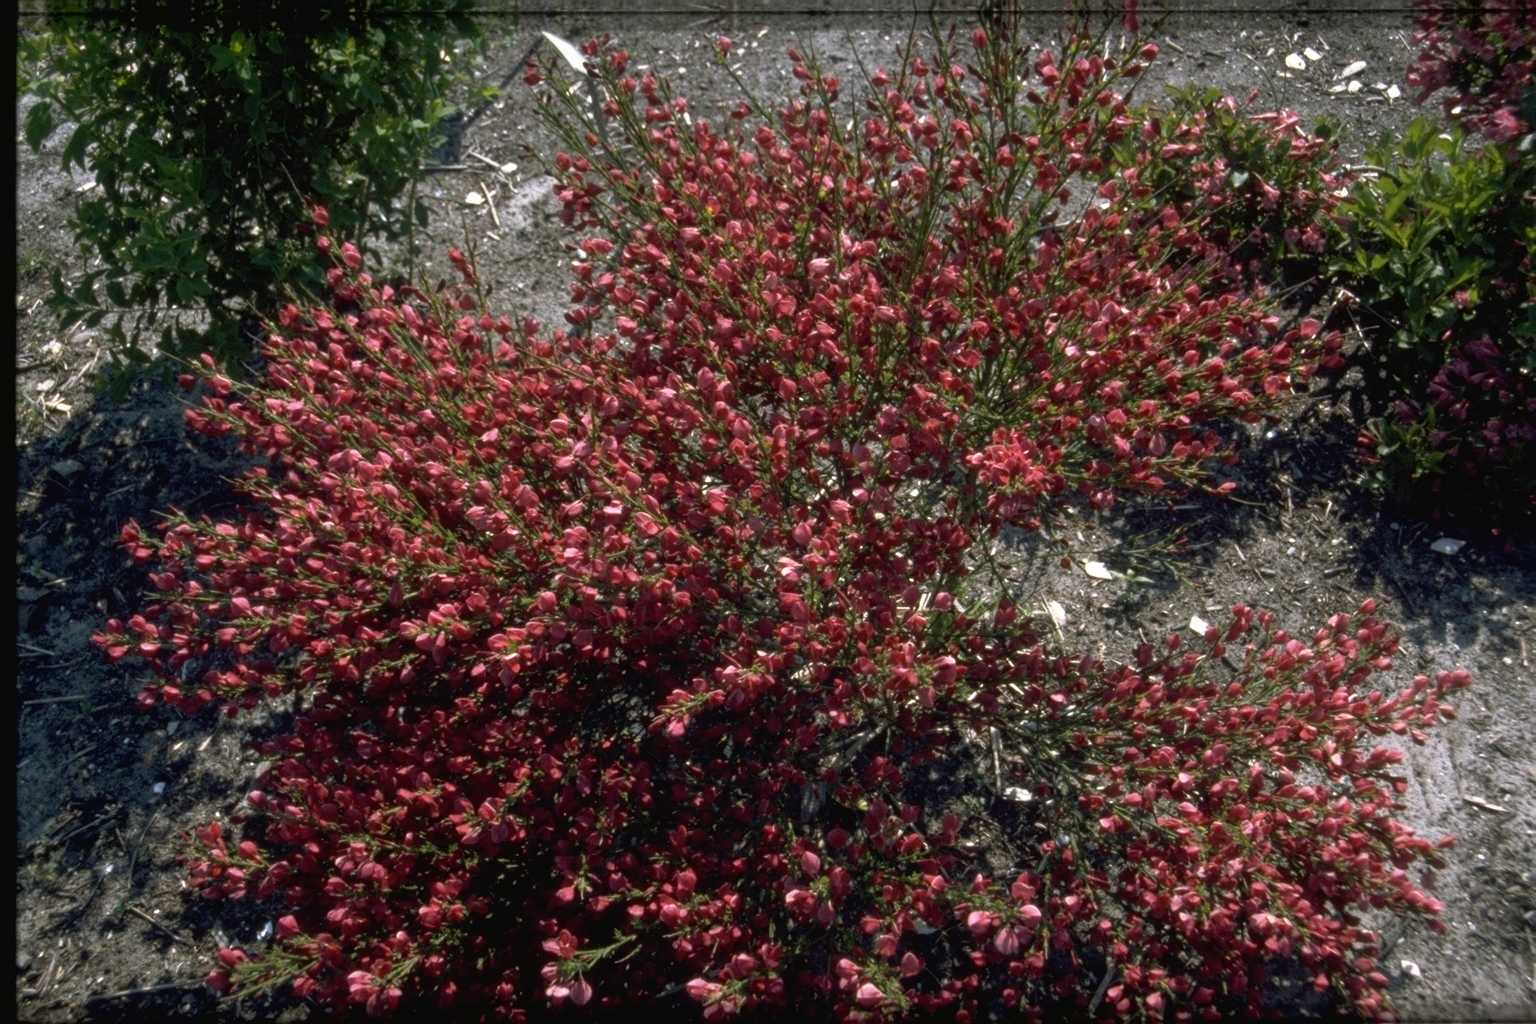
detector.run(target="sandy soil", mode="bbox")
[15,4,1535,1021]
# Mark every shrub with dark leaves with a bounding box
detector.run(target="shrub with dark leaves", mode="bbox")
[1406,0,1536,145]
[1337,8,1536,533]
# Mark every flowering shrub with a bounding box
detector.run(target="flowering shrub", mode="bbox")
[94,20,1465,1023]
[1361,336,1536,526]
[1405,0,1536,145]
[535,29,1338,517]
[1101,85,1345,282]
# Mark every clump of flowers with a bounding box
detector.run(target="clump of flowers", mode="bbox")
[1361,335,1536,526]
[94,18,1463,1023]
[1101,85,1347,283]
[1406,0,1536,144]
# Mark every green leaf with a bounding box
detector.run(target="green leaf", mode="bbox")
[60,124,91,170]
[72,276,98,306]
[1381,186,1412,225]
[24,100,56,151]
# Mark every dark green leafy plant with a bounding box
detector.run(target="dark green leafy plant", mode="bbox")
[1333,120,1531,399]
[19,4,489,387]
[1330,117,1536,530]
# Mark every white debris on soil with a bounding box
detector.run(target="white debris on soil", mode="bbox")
[1082,560,1115,580]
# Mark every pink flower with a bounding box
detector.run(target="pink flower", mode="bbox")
[347,970,377,1004]
[1256,175,1281,209]
[686,977,722,1003]
[1486,107,1524,143]
[855,982,885,1008]
[1122,0,1140,34]
[366,985,402,1017]
[993,924,1026,955]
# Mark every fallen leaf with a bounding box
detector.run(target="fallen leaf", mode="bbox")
[1400,959,1422,980]
[541,31,589,76]
[1329,82,1348,94]
[1082,561,1115,580]
[1462,794,1510,814]
[463,191,484,205]
[1430,537,1466,555]
[1045,600,1067,630]
[1386,84,1401,100]
[1304,47,1322,62]
[1337,59,1367,79]
[1285,53,1306,71]
[1003,786,1034,803]
[1189,614,1210,635]
[1347,80,1363,93]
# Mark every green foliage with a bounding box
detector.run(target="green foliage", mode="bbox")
[1333,119,1536,404]
[19,5,488,387]
[1333,118,1536,529]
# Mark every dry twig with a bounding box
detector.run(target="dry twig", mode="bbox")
[126,904,188,946]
